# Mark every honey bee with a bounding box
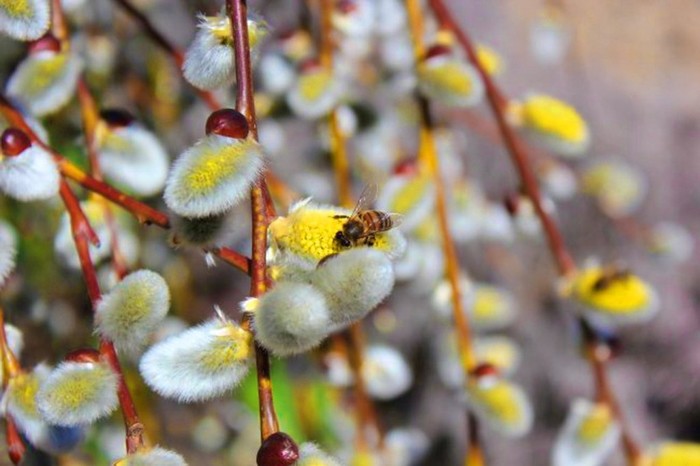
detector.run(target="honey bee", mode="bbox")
[333,185,402,248]
[591,265,631,292]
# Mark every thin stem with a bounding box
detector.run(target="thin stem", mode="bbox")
[405,0,482,462]
[59,180,144,454]
[212,247,251,275]
[5,415,25,465]
[428,0,642,461]
[227,0,279,442]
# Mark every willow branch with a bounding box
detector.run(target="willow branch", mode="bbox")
[227,0,280,442]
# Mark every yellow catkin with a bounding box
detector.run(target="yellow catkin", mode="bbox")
[298,70,333,102]
[476,44,503,76]
[184,139,253,194]
[197,324,251,370]
[419,60,473,96]
[572,267,652,314]
[521,95,586,143]
[653,442,700,466]
[576,403,613,444]
[0,0,31,17]
[23,54,69,96]
[8,373,40,414]
[472,287,508,321]
[51,365,110,411]
[469,381,520,424]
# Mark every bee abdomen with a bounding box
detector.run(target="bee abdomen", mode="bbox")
[360,211,392,231]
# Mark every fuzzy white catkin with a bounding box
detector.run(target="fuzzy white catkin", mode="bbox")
[363,345,413,401]
[0,0,51,41]
[296,443,343,466]
[6,370,46,446]
[164,134,265,218]
[552,399,621,466]
[0,145,60,201]
[286,69,342,120]
[115,447,188,466]
[7,50,82,116]
[252,282,332,356]
[0,220,17,286]
[98,125,169,197]
[139,318,252,402]
[95,270,170,355]
[36,361,119,426]
[417,56,485,108]
[182,16,235,90]
[311,248,395,329]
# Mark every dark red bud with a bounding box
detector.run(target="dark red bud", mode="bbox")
[424,44,452,61]
[28,33,61,54]
[503,194,520,216]
[206,108,250,139]
[337,0,358,14]
[256,432,300,466]
[299,57,322,73]
[277,28,297,41]
[100,108,136,128]
[393,158,419,176]
[1,128,31,157]
[472,363,499,379]
[64,348,102,364]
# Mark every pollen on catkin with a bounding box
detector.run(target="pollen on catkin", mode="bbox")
[268,199,406,268]
[251,282,332,357]
[0,0,50,41]
[376,173,435,232]
[97,124,169,197]
[432,278,517,331]
[295,443,344,466]
[183,13,268,90]
[565,263,659,325]
[465,376,533,438]
[113,446,189,466]
[95,270,170,355]
[552,398,620,466]
[310,248,395,329]
[36,361,119,426]
[6,50,82,116]
[5,370,46,446]
[0,144,60,201]
[650,442,700,466]
[286,66,342,120]
[511,93,590,157]
[139,318,252,402]
[417,55,484,107]
[164,133,264,218]
[0,219,17,286]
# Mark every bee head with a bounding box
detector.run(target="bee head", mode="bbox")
[334,231,352,248]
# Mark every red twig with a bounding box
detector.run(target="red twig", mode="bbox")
[59,180,144,454]
[227,0,280,441]
[212,247,251,274]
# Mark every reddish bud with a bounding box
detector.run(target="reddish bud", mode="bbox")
[471,362,499,379]
[424,44,452,61]
[206,109,250,139]
[1,128,31,157]
[28,33,61,54]
[337,0,358,14]
[299,57,322,73]
[503,194,520,216]
[393,158,419,176]
[65,348,101,364]
[100,108,136,128]
[256,432,299,466]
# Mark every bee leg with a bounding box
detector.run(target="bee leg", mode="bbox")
[366,234,376,247]
[333,215,350,219]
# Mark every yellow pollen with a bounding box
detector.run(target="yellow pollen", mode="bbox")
[472,286,509,322]
[390,175,431,214]
[23,54,69,96]
[50,365,111,411]
[0,0,32,18]
[469,380,521,424]
[576,403,613,444]
[298,70,333,102]
[653,442,700,466]
[419,60,474,96]
[476,44,503,76]
[572,266,653,314]
[521,94,587,143]
[8,373,40,414]
[184,139,256,194]
[198,324,252,370]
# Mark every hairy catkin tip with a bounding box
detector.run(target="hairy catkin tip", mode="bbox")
[286,67,341,120]
[253,282,332,356]
[0,0,51,41]
[466,377,533,438]
[114,446,188,466]
[311,248,395,329]
[552,398,620,466]
[164,134,264,218]
[139,319,252,402]
[295,443,344,466]
[0,220,18,286]
[95,269,170,355]
[36,361,119,426]
[7,50,82,116]
[0,144,60,201]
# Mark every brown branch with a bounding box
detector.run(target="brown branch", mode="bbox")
[212,247,251,275]
[59,180,144,454]
[227,0,279,442]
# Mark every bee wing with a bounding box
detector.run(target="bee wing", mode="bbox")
[350,184,378,218]
[386,212,404,229]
